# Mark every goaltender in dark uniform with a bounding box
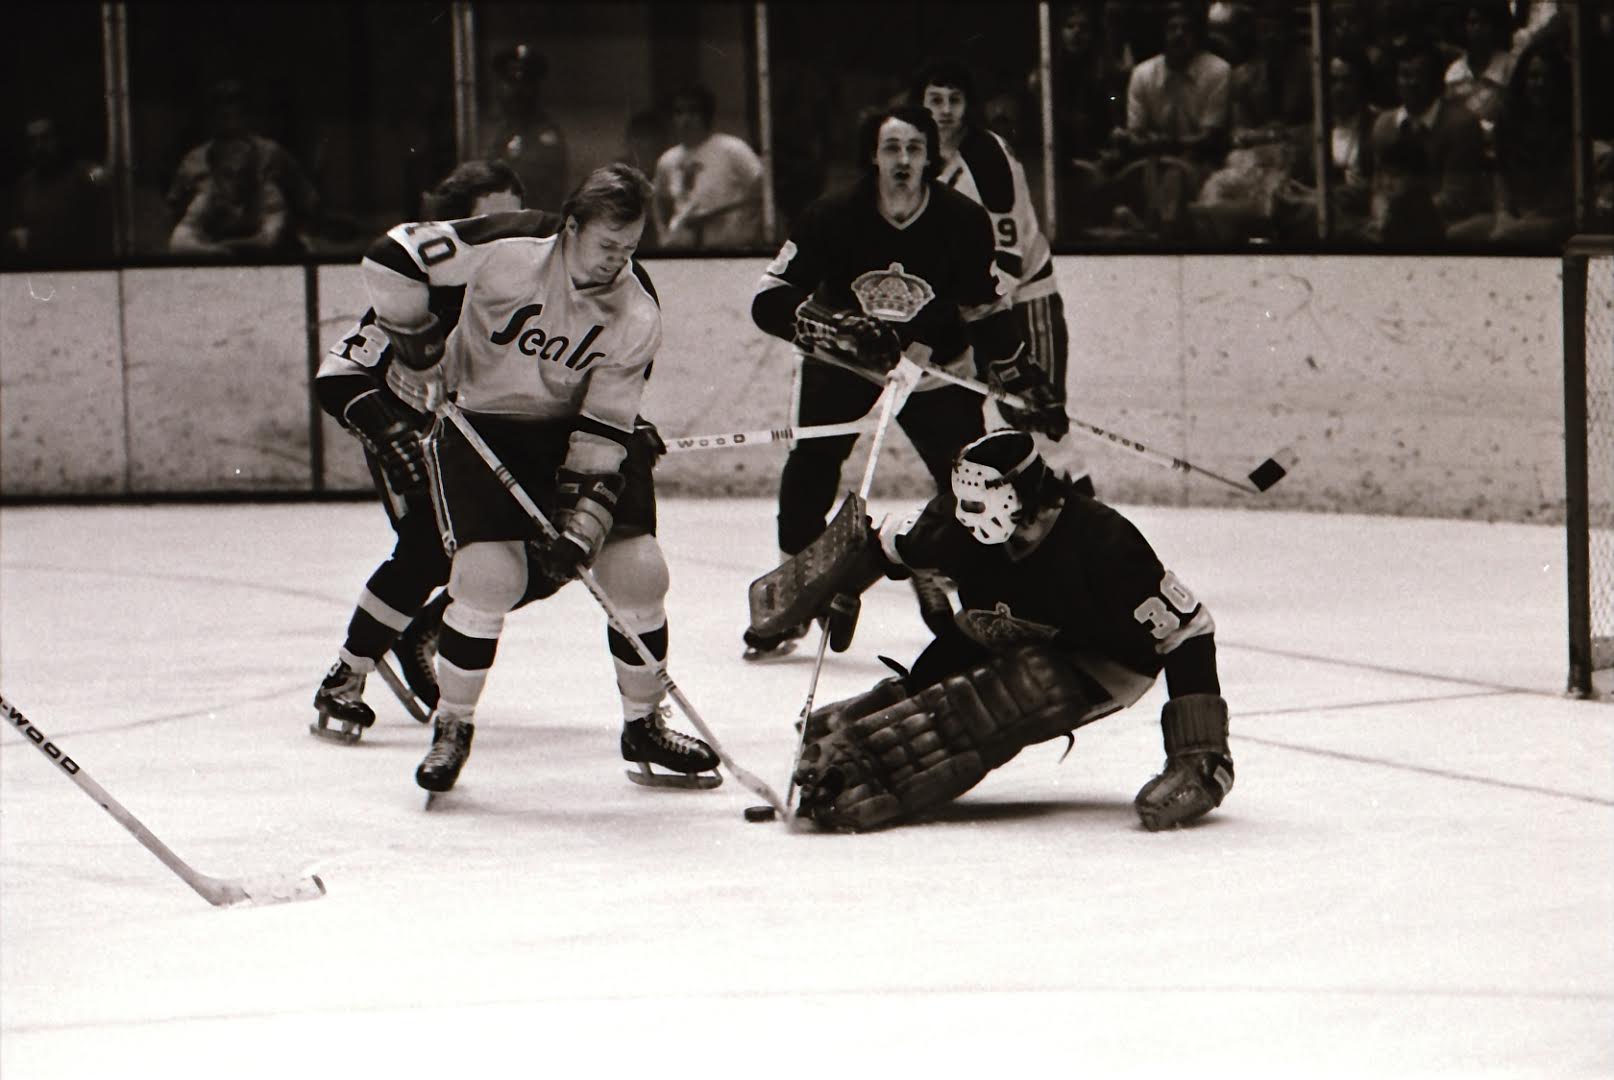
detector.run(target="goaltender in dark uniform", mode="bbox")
[754,429,1234,832]
[746,104,1066,658]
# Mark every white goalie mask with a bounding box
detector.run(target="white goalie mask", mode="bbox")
[951,431,1039,545]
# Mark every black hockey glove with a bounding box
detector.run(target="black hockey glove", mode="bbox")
[525,532,588,596]
[988,351,1069,440]
[794,298,902,379]
[634,416,667,462]
[342,389,429,496]
[375,312,446,372]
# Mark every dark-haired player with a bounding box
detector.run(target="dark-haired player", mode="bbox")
[787,428,1233,832]
[311,159,525,742]
[745,103,1066,659]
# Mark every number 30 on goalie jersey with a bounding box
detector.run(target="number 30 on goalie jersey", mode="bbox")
[1132,570,1214,655]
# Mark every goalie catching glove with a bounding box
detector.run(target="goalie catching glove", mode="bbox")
[342,389,430,496]
[987,350,1069,440]
[794,298,902,381]
[793,645,1108,830]
[526,469,624,593]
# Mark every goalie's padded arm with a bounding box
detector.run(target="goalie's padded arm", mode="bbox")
[752,281,810,343]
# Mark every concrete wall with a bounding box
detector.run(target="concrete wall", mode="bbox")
[0,256,1569,522]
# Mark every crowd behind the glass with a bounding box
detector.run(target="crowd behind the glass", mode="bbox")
[6,0,1612,264]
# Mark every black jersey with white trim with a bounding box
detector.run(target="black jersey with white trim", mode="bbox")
[753,176,1007,371]
[886,488,1217,706]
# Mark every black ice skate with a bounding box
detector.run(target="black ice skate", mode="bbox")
[741,621,809,661]
[310,661,377,744]
[416,713,475,798]
[621,706,722,789]
[388,592,446,716]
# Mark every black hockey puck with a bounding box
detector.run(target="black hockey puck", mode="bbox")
[744,805,777,822]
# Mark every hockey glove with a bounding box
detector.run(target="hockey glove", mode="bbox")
[794,298,902,379]
[375,312,446,372]
[342,389,429,496]
[634,416,667,462]
[988,351,1069,440]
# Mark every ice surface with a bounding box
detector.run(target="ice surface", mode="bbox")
[2,498,1609,1078]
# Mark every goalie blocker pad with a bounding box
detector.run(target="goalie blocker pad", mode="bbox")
[792,645,1114,831]
[749,493,886,636]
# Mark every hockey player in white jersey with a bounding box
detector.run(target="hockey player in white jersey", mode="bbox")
[311,159,525,742]
[361,162,719,796]
[912,58,1091,495]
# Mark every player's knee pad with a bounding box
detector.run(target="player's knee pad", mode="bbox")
[447,540,528,613]
[592,534,668,634]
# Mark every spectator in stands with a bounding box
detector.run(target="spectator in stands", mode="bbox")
[1191,0,1315,242]
[480,43,569,213]
[1369,31,1489,240]
[1444,0,1515,130]
[650,83,765,251]
[1103,0,1232,240]
[166,80,320,257]
[1448,37,1573,246]
[1330,0,1398,110]
[1278,52,1381,243]
[6,114,113,262]
[1046,2,1122,236]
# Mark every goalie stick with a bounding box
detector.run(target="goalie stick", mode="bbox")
[1,693,326,908]
[783,357,924,819]
[436,402,789,816]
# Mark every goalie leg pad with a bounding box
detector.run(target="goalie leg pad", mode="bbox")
[793,646,1106,830]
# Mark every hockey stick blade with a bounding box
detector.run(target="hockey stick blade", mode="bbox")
[2,693,326,909]
[1247,447,1298,492]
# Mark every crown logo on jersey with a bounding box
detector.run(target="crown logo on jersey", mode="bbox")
[850,263,935,323]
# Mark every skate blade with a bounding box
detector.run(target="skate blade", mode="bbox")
[742,640,801,662]
[624,765,723,790]
[374,657,432,723]
[309,717,364,744]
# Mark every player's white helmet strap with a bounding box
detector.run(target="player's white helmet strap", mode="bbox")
[952,450,1031,545]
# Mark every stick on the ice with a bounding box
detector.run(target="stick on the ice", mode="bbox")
[1,692,327,908]
[784,359,923,819]
[436,402,788,816]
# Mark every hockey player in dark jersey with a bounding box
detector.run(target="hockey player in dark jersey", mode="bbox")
[311,160,526,742]
[746,103,1067,659]
[785,428,1234,832]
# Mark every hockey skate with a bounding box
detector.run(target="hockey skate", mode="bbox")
[741,621,809,661]
[383,593,446,721]
[1134,751,1234,831]
[621,705,722,789]
[310,661,377,744]
[417,712,474,800]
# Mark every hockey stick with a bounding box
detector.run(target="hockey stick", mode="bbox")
[662,418,875,454]
[1,693,326,908]
[905,358,1294,495]
[436,402,788,815]
[784,358,924,818]
[802,346,1295,495]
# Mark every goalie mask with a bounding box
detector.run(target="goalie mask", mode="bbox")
[951,430,1044,545]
